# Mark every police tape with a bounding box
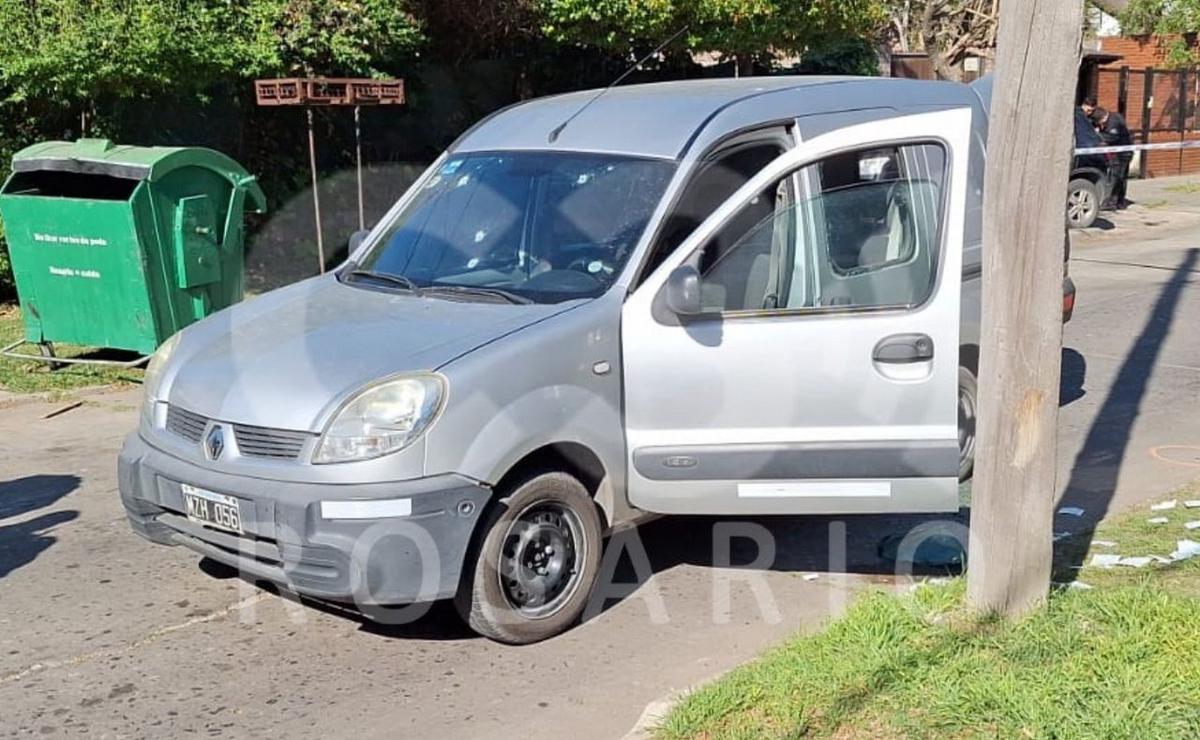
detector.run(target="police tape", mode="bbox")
[1074,140,1200,155]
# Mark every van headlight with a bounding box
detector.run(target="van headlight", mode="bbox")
[313,375,446,464]
[141,333,180,425]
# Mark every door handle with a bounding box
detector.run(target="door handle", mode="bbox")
[873,334,935,364]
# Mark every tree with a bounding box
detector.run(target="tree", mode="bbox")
[887,1,999,81]
[1112,0,1200,67]
[538,0,886,75]
[966,0,1084,616]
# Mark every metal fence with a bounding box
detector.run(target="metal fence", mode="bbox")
[1092,67,1200,138]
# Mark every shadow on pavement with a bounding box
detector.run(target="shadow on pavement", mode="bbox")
[199,506,972,641]
[0,474,81,520]
[0,512,81,579]
[1054,247,1199,580]
[1060,348,1087,407]
[0,474,82,579]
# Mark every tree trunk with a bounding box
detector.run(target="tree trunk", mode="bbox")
[920,1,963,81]
[966,0,1084,617]
[734,53,755,78]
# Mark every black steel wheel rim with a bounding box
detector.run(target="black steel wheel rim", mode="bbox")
[497,501,586,619]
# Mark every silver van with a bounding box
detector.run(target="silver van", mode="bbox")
[119,76,1074,643]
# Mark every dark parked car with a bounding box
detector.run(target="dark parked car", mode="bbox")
[1068,108,1115,229]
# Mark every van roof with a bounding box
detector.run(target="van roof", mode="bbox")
[453,76,976,161]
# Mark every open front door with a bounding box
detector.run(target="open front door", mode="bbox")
[622,108,971,515]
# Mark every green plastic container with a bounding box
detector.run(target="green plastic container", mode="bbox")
[0,139,266,355]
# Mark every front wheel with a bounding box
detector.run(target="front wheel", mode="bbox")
[1067,178,1100,229]
[456,471,603,644]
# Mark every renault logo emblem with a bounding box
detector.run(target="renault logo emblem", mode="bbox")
[205,425,225,461]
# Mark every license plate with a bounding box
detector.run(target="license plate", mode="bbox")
[181,484,243,534]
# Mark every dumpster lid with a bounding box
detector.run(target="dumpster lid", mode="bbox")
[10,139,266,212]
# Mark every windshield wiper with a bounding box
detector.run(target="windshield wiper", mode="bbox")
[423,284,533,305]
[346,269,423,296]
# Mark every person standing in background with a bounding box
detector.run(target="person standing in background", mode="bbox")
[1091,107,1133,208]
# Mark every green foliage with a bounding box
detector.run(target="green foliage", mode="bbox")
[795,36,879,76]
[237,0,425,77]
[0,1,425,106]
[1119,1,1200,67]
[538,0,886,65]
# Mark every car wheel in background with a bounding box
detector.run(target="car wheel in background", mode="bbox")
[958,365,978,482]
[1066,178,1100,229]
[456,471,603,644]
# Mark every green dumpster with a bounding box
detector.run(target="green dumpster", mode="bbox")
[0,138,266,356]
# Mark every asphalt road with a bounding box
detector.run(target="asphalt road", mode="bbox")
[2,180,1199,738]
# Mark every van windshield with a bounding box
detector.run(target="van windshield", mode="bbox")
[354,151,676,303]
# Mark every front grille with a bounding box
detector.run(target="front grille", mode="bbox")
[165,405,208,442]
[232,424,313,460]
[164,405,314,461]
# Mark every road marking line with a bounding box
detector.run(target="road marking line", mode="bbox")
[0,592,270,685]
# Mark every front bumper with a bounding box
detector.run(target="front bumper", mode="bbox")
[118,432,490,606]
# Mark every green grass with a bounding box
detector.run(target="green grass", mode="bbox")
[1164,181,1200,195]
[657,489,1200,739]
[0,304,142,394]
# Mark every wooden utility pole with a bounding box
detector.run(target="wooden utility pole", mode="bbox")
[966,0,1084,616]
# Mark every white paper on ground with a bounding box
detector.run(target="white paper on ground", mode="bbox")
[1091,554,1122,567]
[802,573,820,581]
[1092,540,1118,548]
[1185,500,1200,509]
[1118,556,1155,568]
[1151,500,1178,511]
[1171,540,1200,561]
[1148,517,1170,525]
[1058,506,1086,517]
[1068,581,1094,590]
[1186,521,1200,531]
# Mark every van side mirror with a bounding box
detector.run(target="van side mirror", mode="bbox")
[664,265,702,316]
[348,229,370,253]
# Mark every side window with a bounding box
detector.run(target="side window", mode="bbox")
[638,138,787,283]
[695,143,946,314]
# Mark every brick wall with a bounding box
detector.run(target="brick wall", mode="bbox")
[1096,36,1192,69]
[1091,35,1200,177]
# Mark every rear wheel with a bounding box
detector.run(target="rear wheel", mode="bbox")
[456,471,603,644]
[1067,178,1100,229]
[958,365,978,482]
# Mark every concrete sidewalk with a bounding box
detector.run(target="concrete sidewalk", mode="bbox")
[1074,174,1200,245]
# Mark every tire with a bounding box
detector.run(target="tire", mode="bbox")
[1066,178,1100,229]
[958,365,978,482]
[456,471,603,645]
[39,342,65,372]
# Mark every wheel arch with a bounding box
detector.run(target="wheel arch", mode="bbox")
[492,442,612,527]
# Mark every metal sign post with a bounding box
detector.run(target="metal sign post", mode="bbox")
[255,78,405,273]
